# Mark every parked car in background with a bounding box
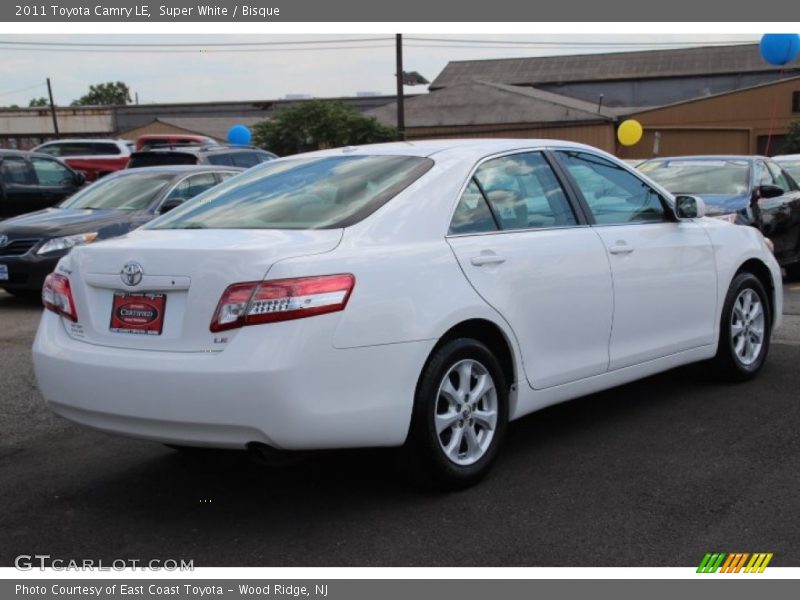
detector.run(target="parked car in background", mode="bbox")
[135,134,218,151]
[1,150,85,221]
[128,144,277,169]
[32,139,133,182]
[638,155,800,277]
[32,140,781,489]
[773,154,800,181]
[0,165,240,295]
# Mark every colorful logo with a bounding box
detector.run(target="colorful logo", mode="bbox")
[697,553,773,573]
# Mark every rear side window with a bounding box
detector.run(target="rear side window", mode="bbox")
[1,157,32,185]
[150,155,433,230]
[93,142,122,155]
[449,180,498,235]
[205,154,235,166]
[231,152,262,168]
[475,152,576,230]
[557,151,666,225]
[36,143,62,157]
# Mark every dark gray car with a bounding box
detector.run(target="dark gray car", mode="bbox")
[0,164,242,294]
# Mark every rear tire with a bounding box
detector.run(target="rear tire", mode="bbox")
[402,338,508,490]
[712,272,771,382]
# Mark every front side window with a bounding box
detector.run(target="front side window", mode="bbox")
[31,157,75,186]
[766,161,792,192]
[150,155,433,230]
[559,151,666,224]
[165,173,220,201]
[61,172,174,211]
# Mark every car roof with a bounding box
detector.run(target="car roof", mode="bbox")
[774,154,800,161]
[285,139,608,162]
[640,155,759,163]
[33,138,130,145]
[114,164,244,175]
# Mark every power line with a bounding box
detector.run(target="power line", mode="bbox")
[405,36,757,47]
[0,37,393,48]
[0,43,396,54]
[0,81,46,98]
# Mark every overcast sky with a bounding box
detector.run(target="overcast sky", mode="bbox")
[0,34,760,106]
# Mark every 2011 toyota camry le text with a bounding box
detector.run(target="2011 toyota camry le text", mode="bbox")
[32,140,783,488]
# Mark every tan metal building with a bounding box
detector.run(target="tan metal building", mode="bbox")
[619,76,800,159]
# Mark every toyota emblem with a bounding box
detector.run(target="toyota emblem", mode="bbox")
[120,261,144,287]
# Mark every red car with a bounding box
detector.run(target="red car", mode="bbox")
[32,139,133,182]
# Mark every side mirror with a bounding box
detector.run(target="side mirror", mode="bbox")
[757,184,784,199]
[73,172,86,187]
[674,195,705,219]
[158,197,187,214]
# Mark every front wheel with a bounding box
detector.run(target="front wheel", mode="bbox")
[712,272,772,381]
[403,338,509,490]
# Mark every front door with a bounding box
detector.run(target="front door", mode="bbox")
[554,149,718,370]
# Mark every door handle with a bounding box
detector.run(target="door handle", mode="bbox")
[470,254,506,266]
[608,243,634,255]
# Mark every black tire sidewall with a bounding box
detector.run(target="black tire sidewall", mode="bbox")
[717,272,771,377]
[408,337,509,487]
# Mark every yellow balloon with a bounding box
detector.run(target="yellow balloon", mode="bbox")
[617,119,643,146]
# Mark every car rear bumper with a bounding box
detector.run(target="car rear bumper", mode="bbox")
[32,311,434,450]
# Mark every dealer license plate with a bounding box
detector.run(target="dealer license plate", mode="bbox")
[109,292,166,335]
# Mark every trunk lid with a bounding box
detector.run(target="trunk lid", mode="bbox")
[62,228,343,352]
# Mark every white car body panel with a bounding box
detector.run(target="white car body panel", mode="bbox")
[32,139,784,451]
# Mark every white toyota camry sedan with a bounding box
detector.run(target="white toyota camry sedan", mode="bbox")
[33,139,783,488]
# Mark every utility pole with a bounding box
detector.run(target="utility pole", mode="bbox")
[395,33,405,141]
[46,77,59,138]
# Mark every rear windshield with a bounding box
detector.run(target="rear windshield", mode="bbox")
[638,159,750,195]
[149,155,434,230]
[61,172,175,211]
[128,152,198,168]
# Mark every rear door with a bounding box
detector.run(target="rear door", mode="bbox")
[760,160,800,262]
[0,156,39,218]
[554,149,718,370]
[446,150,614,389]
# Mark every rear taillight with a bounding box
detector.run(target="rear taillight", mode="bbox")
[42,273,78,322]
[210,274,355,332]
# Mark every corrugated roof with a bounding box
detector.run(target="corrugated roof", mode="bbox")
[367,81,617,128]
[430,44,795,89]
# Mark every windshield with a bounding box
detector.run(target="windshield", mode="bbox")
[149,155,433,230]
[638,159,750,195]
[61,172,175,211]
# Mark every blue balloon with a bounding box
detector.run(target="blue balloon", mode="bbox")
[227,124,252,145]
[759,33,800,66]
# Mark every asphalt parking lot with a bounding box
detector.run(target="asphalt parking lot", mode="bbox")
[1,284,799,567]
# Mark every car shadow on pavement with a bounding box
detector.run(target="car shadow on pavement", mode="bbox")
[0,291,41,311]
[2,350,794,567]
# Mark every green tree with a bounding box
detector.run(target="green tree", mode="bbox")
[71,81,131,106]
[28,97,48,107]
[252,100,396,156]
[780,121,800,154]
